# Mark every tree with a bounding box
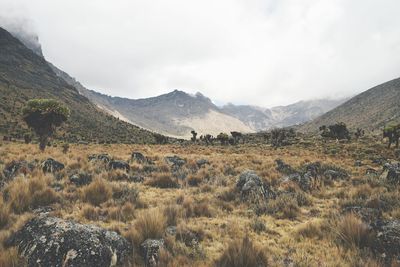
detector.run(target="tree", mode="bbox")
[217,132,229,145]
[22,99,70,151]
[383,124,400,148]
[319,122,350,140]
[190,130,197,142]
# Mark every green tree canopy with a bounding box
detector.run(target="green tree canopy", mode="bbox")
[22,99,70,151]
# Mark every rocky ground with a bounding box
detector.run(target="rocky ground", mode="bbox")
[0,135,399,266]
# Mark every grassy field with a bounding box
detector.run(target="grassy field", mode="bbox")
[0,136,399,266]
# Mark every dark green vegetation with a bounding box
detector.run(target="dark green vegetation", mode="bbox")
[383,124,400,148]
[22,99,70,151]
[0,27,159,144]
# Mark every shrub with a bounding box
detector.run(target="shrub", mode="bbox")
[214,236,268,267]
[337,213,374,248]
[82,179,112,206]
[146,173,180,188]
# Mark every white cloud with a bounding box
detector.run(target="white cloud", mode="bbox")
[1,0,400,107]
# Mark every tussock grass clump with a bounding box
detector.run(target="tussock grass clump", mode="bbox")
[183,198,214,218]
[5,176,59,213]
[295,220,332,240]
[125,208,166,248]
[164,204,183,226]
[82,178,112,206]
[266,194,300,220]
[250,217,267,234]
[146,173,180,188]
[0,247,26,267]
[337,213,374,248]
[214,236,268,267]
[0,198,10,230]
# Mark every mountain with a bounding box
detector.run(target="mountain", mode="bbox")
[221,98,347,131]
[72,87,253,138]
[51,63,345,138]
[0,27,158,143]
[299,78,400,132]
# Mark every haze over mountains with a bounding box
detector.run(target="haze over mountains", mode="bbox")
[2,24,399,139]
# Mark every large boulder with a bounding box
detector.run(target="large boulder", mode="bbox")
[41,158,64,173]
[108,160,130,172]
[140,239,164,267]
[5,215,132,267]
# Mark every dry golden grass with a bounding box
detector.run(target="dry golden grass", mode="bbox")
[81,178,112,206]
[214,236,268,267]
[0,136,396,266]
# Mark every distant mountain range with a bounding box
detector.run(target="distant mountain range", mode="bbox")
[47,64,346,138]
[300,77,400,133]
[8,24,396,140]
[0,27,158,143]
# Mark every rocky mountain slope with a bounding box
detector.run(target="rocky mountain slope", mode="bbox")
[0,27,158,143]
[299,78,400,133]
[221,98,346,131]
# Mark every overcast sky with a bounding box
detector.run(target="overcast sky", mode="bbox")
[1,0,400,107]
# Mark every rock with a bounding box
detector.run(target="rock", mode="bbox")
[41,158,64,173]
[343,206,382,224]
[237,170,274,202]
[3,160,35,179]
[165,156,186,168]
[131,152,146,164]
[275,159,296,175]
[354,160,363,167]
[129,175,145,183]
[196,159,210,168]
[373,220,400,263]
[5,215,132,267]
[88,154,111,164]
[140,239,164,267]
[385,163,400,184]
[323,169,348,180]
[108,160,130,172]
[69,172,92,186]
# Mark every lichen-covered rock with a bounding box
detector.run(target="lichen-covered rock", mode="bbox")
[5,215,132,267]
[373,220,400,263]
[88,154,111,164]
[343,206,382,224]
[140,239,164,267]
[196,159,210,168]
[131,152,146,164]
[41,158,64,173]
[3,160,36,179]
[275,159,296,175]
[384,163,400,184]
[69,172,92,186]
[165,155,186,168]
[237,170,274,203]
[108,160,130,172]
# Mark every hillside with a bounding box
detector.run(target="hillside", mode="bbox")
[299,78,400,133]
[75,88,253,138]
[221,98,346,131]
[0,27,158,143]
